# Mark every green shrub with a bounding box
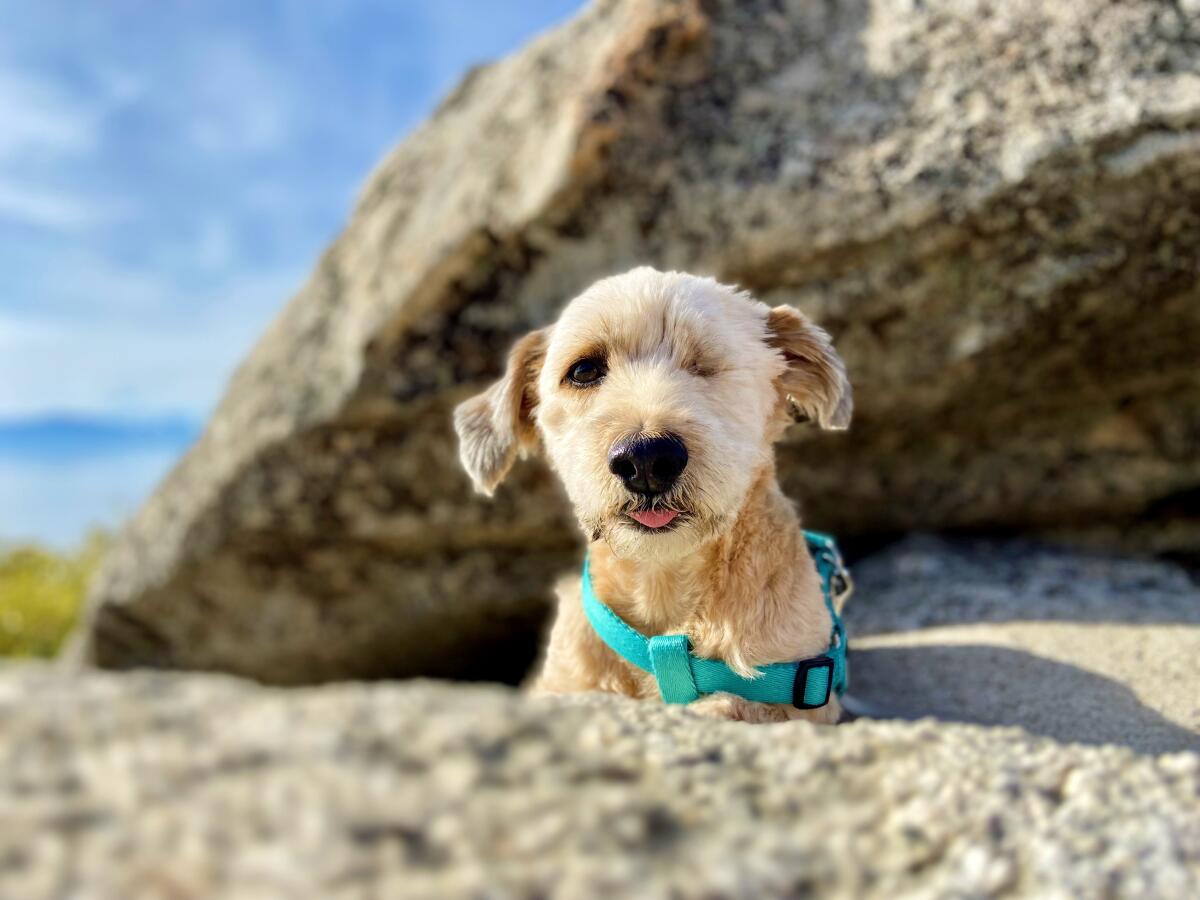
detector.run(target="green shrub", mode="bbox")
[0,531,109,657]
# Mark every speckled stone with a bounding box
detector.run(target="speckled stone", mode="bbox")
[1,669,1198,899]
[72,0,1200,682]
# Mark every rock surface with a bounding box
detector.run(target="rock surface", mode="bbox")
[844,536,1200,755]
[74,0,1200,681]
[2,670,1198,899]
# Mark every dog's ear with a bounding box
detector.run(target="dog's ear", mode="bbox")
[764,305,852,430]
[454,328,549,495]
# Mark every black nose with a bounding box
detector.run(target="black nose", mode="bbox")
[608,434,688,495]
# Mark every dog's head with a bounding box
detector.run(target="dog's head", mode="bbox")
[454,268,851,560]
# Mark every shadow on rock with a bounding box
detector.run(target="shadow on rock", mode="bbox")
[849,643,1200,756]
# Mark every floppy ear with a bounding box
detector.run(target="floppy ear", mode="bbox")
[764,305,852,430]
[453,328,549,495]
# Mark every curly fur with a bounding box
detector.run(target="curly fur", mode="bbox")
[455,267,852,723]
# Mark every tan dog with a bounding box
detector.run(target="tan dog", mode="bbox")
[454,268,851,723]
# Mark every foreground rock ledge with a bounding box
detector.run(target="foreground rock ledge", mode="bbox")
[2,671,1198,898]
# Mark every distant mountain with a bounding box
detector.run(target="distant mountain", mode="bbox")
[0,415,200,461]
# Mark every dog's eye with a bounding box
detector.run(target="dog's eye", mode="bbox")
[566,358,605,386]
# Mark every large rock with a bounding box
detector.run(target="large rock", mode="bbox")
[73,0,1200,681]
[2,670,1199,898]
[844,536,1200,755]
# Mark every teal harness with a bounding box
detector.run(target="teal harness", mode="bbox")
[582,531,851,709]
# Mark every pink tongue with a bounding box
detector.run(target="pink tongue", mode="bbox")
[630,509,679,529]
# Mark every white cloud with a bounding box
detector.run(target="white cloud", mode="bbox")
[30,252,179,315]
[0,65,137,230]
[0,69,98,162]
[0,265,303,418]
[181,37,294,156]
[0,314,59,345]
[0,182,110,229]
[192,217,238,271]
[91,64,147,107]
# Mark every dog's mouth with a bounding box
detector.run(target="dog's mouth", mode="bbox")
[620,497,689,533]
[627,508,680,530]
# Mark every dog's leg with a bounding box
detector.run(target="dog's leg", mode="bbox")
[528,574,655,700]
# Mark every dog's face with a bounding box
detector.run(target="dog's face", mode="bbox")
[455,268,851,561]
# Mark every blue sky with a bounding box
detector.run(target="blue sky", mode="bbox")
[0,0,584,546]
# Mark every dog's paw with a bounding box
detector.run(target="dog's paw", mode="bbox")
[689,694,792,723]
[689,694,744,721]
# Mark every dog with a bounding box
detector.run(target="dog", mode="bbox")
[454,267,851,723]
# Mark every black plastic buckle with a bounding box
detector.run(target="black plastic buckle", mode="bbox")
[792,656,835,709]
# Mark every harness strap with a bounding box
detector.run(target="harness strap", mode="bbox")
[581,531,849,708]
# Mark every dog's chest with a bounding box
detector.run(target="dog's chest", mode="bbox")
[631,568,697,633]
